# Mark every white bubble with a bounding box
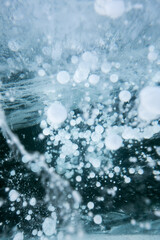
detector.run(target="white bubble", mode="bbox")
[8,40,20,52]
[110,73,119,83]
[40,120,47,129]
[82,51,98,70]
[119,90,131,102]
[10,170,16,176]
[9,190,19,202]
[88,74,100,85]
[94,215,102,224]
[109,172,114,178]
[149,45,155,52]
[129,168,135,174]
[42,217,57,236]
[32,229,38,236]
[95,125,104,134]
[114,166,120,173]
[124,176,131,183]
[25,215,31,221]
[154,210,160,217]
[74,62,90,83]
[138,86,160,121]
[91,132,101,142]
[43,128,50,136]
[152,71,160,83]
[29,197,36,206]
[87,201,94,210]
[138,169,144,175]
[57,71,70,84]
[47,102,67,125]
[76,176,82,182]
[72,190,81,204]
[71,56,78,64]
[101,62,111,73]
[148,51,158,62]
[105,133,123,150]
[38,69,46,77]
[89,158,101,168]
[95,0,125,19]
[13,232,24,240]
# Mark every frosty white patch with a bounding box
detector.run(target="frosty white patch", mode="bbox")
[47,102,67,125]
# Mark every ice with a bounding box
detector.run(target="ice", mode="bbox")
[110,74,119,83]
[105,133,123,150]
[119,90,131,102]
[38,69,46,77]
[69,235,160,240]
[124,176,131,183]
[57,71,70,84]
[9,189,20,202]
[82,52,98,71]
[87,202,94,210]
[40,120,47,129]
[13,232,24,240]
[74,62,90,83]
[114,166,120,173]
[101,62,111,74]
[89,158,101,168]
[76,176,82,182]
[148,47,158,62]
[29,197,36,206]
[43,128,50,136]
[1,0,160,238]
[152,71,160,83]
[42,216,56,236]
[95,125,104,134]
[93,215,102,225]
[8,40,20,52]
[94,0,125,19]
[47,102,67,125]
[88,74,100,85]
[138,86,160,121]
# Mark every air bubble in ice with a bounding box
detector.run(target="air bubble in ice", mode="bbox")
[57,71,70,84]
[88,74,100,85]
[101,62,111,73]
[76,176,82,182]
[138,86,160,120]
[93,214,102,224]
[9,189,20,202]
[105,133,123,150]
[95,125,104,134]
[47,102,67,125]
[42,217,56,236]
[13,232,24,240]
[89,158,101,168]
[38,69,46,77]
[74,62,90,83]
[95,0,125,19]
[87,202,94,210]
[82,51,98,70]
[148,46,158,62]
[119,90,131,102]
[8,40,20,52]
[29,197,36,206]
[110,73,119,83]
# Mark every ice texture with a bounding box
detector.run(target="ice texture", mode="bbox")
[0,0,160,239]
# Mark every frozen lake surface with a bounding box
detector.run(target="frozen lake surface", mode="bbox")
[0,0,160,239]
